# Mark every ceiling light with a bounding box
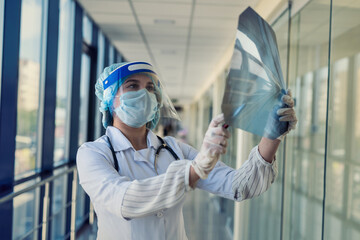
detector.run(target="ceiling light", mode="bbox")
[154,19,176,25]
[161,49,176,55]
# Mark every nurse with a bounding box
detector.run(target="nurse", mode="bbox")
[76,61,297,240]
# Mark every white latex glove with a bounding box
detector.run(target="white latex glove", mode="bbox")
[191,113,230,179]
[277,89,297,140]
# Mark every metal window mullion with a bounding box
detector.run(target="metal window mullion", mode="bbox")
[83,23,98,222]
[68,2,83,163]
[113,46,117,63]
[41,182,50,240]
[86,25,98,143]
[65,2,83,238]
[70,170,78,240]
[100,38,109,136]
[63,0,76,164]
[114,51,118,63]
[36,1,60,239]
[117,52,123,63]
[321,1,333,239]
[280,3,292,240]
[0,0,22,239]
[104,38,109,70]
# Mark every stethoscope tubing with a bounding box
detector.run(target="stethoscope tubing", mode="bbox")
[106,135,179,174]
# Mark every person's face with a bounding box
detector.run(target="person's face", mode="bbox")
[113,73,155,108]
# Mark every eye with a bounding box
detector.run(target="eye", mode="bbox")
[146,85,155,92]
[126,83,139,90]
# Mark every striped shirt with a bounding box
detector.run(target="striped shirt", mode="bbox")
[76,126,277,240]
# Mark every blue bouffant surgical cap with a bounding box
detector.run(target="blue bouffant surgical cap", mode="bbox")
[95,63,124,128]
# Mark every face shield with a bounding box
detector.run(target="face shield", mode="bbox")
[98,61,179,129]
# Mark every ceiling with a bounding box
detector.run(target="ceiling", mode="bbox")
[76,0,283,105]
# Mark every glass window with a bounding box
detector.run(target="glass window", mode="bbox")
[0,0,4,87]
[184,1,360,240]
[234,9,289,240]
[15,0,46,178]
[82,13,92,45]
[351,167,360,221]
[348,226,360,240]
[80,13,92,145]
[355,54,360,160]
[186,102,198,147]
[328,58,348,157]
[108,45,114,64]
[312,67,328,153]
[324,1,360,239]
[97,32,105,76]
[54,0,75,166]
[51,172,68,239]
[94,32,105,139]
[75,181,86,229]
[201,86,212,136]
[283,1,331,239]
[296,72,314,150]
[78,53,91,145]
[117,52,123,63]
[12,180,40,239]
[76,15,93,229]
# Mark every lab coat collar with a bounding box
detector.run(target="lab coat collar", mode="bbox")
[105,126,161,152]
[146,130,162,150]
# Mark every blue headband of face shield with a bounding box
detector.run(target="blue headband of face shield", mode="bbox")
[103,62,156,90]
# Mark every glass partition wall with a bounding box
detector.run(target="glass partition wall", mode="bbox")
[182,0,360,239]
[324,1,360,239]
[282,1,331,239]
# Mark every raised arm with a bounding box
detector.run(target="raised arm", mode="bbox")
[231,145,277,201]
[197,89,297,201]
[194,145,277,202]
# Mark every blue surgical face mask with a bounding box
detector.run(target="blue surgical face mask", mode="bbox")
[113,89,159,128]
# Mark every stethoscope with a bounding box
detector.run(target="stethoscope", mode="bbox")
[106,135,179,175]
[154,136,179,174]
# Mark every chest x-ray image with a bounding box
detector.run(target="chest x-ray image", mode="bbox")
[221,7,289,140]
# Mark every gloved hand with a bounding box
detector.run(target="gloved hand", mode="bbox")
[277,89,297,140]
[191,113,230,179]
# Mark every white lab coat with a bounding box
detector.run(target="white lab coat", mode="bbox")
[76,126,277,240]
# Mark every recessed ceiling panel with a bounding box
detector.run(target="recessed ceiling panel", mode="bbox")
[142,26,188,38]
[138,15,190,27]
[197,0,255,4]
[133,0,192,3]
[91,13,135,25]
[146,34,188,45]
[195,4,249,19]
[78,0,132,14]
[193,17,237,29]
[133,2,192,17]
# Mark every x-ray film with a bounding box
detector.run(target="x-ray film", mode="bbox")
[221,7,288,139]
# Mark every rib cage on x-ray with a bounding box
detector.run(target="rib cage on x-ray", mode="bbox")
[221,7,288,140]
